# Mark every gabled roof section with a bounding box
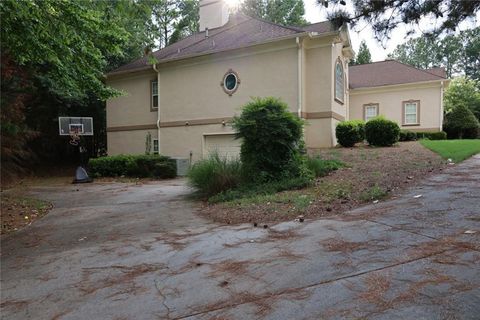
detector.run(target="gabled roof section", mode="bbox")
[349,60,447,89]
[109,13,336,75]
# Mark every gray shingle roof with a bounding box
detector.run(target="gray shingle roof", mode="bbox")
[349,60,447,89]
[109,13,335,75]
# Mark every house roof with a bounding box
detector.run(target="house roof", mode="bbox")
[349,60,447,89]
[109,13,336,75]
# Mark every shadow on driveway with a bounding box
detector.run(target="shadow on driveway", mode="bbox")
[1,157,479,319]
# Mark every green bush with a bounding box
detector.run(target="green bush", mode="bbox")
[336,120,365,147]
[365,116,400,146]
[443,104,480,139]
[399,130,417,141]
[89,154,176,178]
[208,176,312,203]
[417,131,447,140]
[187,153,242,198]
[306,156,344,177]
[232,97,308,183]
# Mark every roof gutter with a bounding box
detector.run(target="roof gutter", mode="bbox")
[349,79,449,93]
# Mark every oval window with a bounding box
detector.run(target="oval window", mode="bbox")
[224,74,237,91]
[221,69,240,95]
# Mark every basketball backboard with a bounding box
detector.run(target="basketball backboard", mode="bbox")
[58,117,93,136]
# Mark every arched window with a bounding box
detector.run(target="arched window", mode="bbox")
[334,59,344,103]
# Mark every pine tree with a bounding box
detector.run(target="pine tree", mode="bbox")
[351,40,372,65]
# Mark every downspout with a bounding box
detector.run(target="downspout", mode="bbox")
[153,63,161,153]
[440,81,444,131]
[296,37,303,118]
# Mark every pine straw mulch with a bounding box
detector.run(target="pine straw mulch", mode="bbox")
[198,142,446,225]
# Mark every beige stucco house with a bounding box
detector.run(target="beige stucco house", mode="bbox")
[106,0,448,161]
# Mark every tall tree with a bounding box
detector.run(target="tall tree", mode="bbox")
[388,27,479,79]
[317,0,480,42]
[444,77,480,121]
[351,40,372,65]
[169,0,200,45]
[241,0,308,26]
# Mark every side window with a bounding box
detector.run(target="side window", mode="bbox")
[151,80,158,110]
[364,104,379,121]
[403,101,419,125]
[334,59,344,103]
[153,139,159,154]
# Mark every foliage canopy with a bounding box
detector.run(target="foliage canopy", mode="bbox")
[241,0,307,26]
[318,0,480,43]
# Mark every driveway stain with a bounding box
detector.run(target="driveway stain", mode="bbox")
[1,156,479,319]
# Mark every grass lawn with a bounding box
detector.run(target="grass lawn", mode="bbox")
[420,139,480,163]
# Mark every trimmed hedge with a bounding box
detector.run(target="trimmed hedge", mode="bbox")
[365,117,400,146]
[89,154,176,178]
[399,130,417,141]
[336,120,365,147]
[417,131,447,140]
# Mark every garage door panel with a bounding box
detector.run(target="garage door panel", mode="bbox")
[204,134,241,160]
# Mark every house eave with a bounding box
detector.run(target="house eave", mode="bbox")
[106,30,341,78]
[349,79,449,94]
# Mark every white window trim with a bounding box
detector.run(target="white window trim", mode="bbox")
[403,101,420,125]
[151,80,158,110]
[364,104,379,121]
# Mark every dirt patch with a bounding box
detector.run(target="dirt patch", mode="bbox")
[199,142,445,224]
[1,195,53,234]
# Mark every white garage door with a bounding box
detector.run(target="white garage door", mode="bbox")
[203,134,241,160]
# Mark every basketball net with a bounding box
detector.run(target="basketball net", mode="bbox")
[69,129,81,146]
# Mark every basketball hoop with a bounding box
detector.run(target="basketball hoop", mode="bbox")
[58,116,94,184]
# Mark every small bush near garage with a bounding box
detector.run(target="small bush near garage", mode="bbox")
[443,104,480,139]
[89,154,176,178]
[306,156,344,177]
[336,120,365,147]
[416,131,447,140]
[365,117,400,146]
[399,130,417,141]
[187,153,242,198]
[232,97,309,183]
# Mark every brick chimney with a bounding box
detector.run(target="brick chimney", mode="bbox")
[199,0,229,31]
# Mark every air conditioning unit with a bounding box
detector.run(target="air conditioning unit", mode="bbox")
[171,157,190,176]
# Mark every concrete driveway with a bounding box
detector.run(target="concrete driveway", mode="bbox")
[1,156,479,319]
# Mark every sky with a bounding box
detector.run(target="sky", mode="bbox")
[302,0,480,61]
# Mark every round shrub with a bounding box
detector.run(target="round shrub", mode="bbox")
[232,97,307,183]
[443,104,480,139]
[365,117,400,146]
[336,120,365,147]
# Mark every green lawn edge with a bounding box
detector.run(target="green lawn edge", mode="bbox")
[419,139,480,163]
